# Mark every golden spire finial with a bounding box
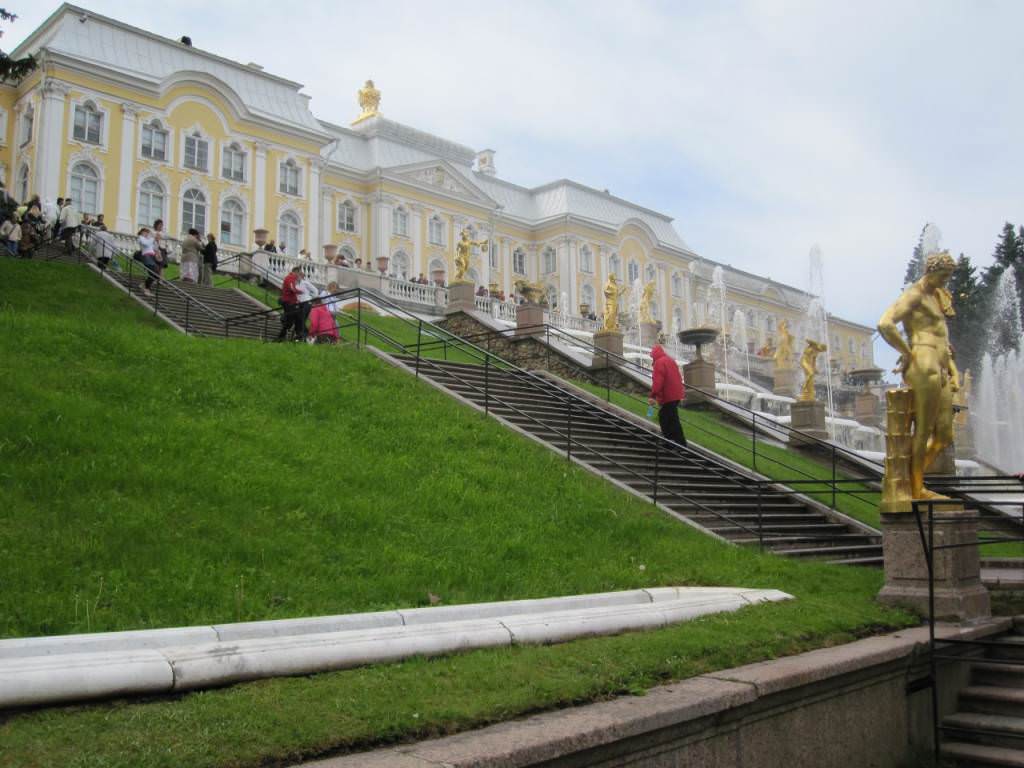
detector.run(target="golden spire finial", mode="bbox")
[353,79,381,125]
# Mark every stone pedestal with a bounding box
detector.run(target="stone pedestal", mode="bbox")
[683,359,715,406]
[591,329,624,368]
[790,400,828,445]
[446,280,475,314]
[855,391,880,427]
[515,303,544,337]
[639,321,659,348]
[878,509,990,622]
[773,367,797,397]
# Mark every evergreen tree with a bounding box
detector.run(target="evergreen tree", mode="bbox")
[904,225,927,285]
[979,222,1024,359]
[947,253,984,375]
[0,10,35,83]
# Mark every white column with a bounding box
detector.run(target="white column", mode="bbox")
[35,79,69,206]
[559,237,574,313]
[307,160,321,256]
[373,194,392,263]
[114,103,139,232]
[320,189,332,253]
[658,263,669,328]
[502,239,512,297]
[411,205,423,277]
[253,141,268,235]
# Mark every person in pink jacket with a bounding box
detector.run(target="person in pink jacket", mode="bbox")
[308,298,339,344]
[648,344,687,447]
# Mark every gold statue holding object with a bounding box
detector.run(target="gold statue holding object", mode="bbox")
[639,281,656,323]
[877,250,959,502]
[774,319,795,368]
[454,228,488,283]
[602,274,629,332]
[798,340,827,402]
[353,79,381,124]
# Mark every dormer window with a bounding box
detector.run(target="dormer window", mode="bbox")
[184,131,209,172]
[141,120,168,161]
[279,159,301,195]
[73,100,102,144]
[222,142,246,181]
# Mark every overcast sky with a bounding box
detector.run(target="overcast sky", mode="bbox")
[8,1,1023,367]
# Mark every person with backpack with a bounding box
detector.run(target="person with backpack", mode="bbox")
[648,344,688,448]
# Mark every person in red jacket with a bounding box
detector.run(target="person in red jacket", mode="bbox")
[648,344,688,447]
[276,265,306,341]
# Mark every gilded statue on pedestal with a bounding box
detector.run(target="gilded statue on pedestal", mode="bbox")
[353,79,381,124]
[454,229,488,283]
[877,251,959,501]
[774,319,794,369]
[798,340,827,402]
[639,281,656,324]
[602,274,629,332]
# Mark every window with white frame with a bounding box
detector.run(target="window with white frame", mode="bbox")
[392,205,409,237]
[340,245,356,263]
[141,120,168,161]
[428,215,444,245]
[69,163,100,215]
[645,264,656,282]
[579,245,593,274]
[546,285,558,309]
[19,105,33,146]
[181,188,207,234]
[222,142,246,182]
[220,198,245,245]
[279,159,301,195]
[137,178,165,228]
[609,253,621,278]
[512,247,526,275]
[17,165,29,201]
[861,340,869,360]
[73,101,103,144]
[278,212,301,256]
[671,273,682,297]
[338,200,356,232]
[848,337,855,354]
[184,131,209,172]
[581,283,595,309]
[542,246,556,274]
[627,260,639,283]
[489,242,499,269]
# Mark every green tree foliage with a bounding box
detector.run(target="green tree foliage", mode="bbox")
[904,224,927,285]
[979,222,1023,358]
[0,9,35,83]
[947,253,984,375]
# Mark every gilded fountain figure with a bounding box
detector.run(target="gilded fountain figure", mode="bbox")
[454,229,488,283]
[798,340,827,402]
[639,281,656,324]
[602,274,629,332]
[774,319,794,369]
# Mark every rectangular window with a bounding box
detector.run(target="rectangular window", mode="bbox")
[142,125,168,161]
[222,147,245,181]
[20,111,33,146]
[184,135,209,171]
[280,163,300,195]
[489,242,499,269]
[338,202,356,232]
[513,250,526,275]
[73,106,102,144]
[429,217,444,245]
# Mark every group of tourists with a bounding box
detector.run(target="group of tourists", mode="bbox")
[276,265,341,344]
[135,220,218,296]
[0,188,105,259]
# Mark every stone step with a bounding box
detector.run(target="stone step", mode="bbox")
[962,687,1024,718]
[943,712,1024,752]
[941,740,1024,767]
[774,543,883,559]
[987,639,1024,663]
[973,663,1024,689]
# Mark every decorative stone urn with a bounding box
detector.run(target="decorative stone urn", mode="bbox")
[431,269,446,286]
[579,303,591,317]
[254,228,269,248]
[323,244,339,262]
[489,281,499,298]
[376,256,389,274]
[520,284,543,305]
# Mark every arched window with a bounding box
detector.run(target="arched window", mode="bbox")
[581,283,595,309]
[512,247,526,275]
[545,284,558,309]
[580,245,593,274]
[182,188,207,234]
[673,307,684,331]
[428,215,444,245]
[220,198,245,246]
[278,211,301,256]
[608,253,621,278]
[141,119,168,161]
[390,251,410,280]
[73,100,102,144]
[428,257,447,285]
[17,165,29,202]
[222,142,246,181]
[137,178,165,228]
[392,205,409,237]
[645,263,656,282]
[627,260,639,283]
[542,246,556,274]
[338,200,356,232]
[339,245,356,263]
[69,163,100,215]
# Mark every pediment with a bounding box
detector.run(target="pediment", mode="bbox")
[387,160,497,208]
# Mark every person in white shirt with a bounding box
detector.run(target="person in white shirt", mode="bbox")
[58,200,82,253]
[296,273,318,330]
[319,281,343,317]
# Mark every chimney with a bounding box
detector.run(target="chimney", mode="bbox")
[475,149,496,177]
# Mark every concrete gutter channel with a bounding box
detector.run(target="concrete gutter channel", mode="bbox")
[0,588,790,709]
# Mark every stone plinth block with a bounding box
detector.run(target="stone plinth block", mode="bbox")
[515,303,544,337]
[639,321,659,348]
[878,509,990,622]
[591,329,624,368]
[790,400,827,445]
[855,391,880,427]
[445,280,475,315]
[773,366,797,397]
[683,359,715,406]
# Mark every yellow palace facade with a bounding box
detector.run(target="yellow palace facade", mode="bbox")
[2,4,874,373]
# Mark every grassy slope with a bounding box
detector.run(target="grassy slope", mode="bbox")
[0,260,915,768]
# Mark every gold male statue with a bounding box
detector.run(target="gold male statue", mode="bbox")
[774,319,794,368]
[798,340,827,402]
[454,229,488,283]
[354,79,381,123]
[877,251,960,500]
[639,281,656,324]
[602,274,629,332]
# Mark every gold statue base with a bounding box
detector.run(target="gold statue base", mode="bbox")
[772,366,797,397]
[682,358,715,407]
[515,303,544,338]
[592,329,625,363]
[789,400,827,445]
[445,280,476,315]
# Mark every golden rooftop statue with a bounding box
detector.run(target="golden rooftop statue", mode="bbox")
[798,340,827,402]
[454,228,488,283]
[353,79,381,124]
[602,274,629,332]
[639,281,656,324]
[877,250,959,504]
[774,319,794,369]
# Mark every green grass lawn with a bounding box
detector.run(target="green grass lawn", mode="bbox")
[0,259,916,768]
[574,381,883,528]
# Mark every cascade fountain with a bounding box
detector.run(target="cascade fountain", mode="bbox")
[732,308,751,381]
[711,266,728,387]
[972,269,1024,472]
[805,246,836,438]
